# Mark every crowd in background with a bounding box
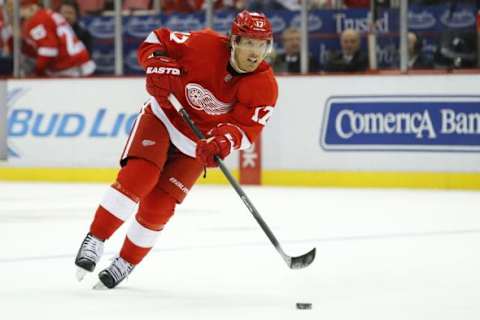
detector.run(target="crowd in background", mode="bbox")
[0,0,479,77]
[64,1,378,14]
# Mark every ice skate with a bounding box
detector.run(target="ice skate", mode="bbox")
[74,233,104,281]
[93,256,135,290]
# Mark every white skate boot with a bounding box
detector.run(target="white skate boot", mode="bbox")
[74,233,104,281]
[93,256,135,290]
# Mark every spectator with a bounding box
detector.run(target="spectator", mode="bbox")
[0,5,12,75]
[240,0,299,11]
[50,0,63,10]
[228,0,248,10]
[342,0,369,8]
[407,32,432,69]
[273,27,319,73]
[20,0,95,77]
[433,31,477,69]
[59,1,93,54]
[324,28,368,72]
[76,0,106,15]
[409,0,446,5]
[309,0,335,9]
[275,0,301,10]
[409,0,476,6]
[123,0,151,11]
[160,0,223,13]
[190,0,302,12]
[342,0,390,8]
[222,0,249,10]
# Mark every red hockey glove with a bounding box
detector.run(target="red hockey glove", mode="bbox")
[144,56,182,107]
[196,124,243,167]
[196,135,232,168]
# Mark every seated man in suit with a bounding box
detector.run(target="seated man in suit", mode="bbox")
[325,28,368,72]
[273,27,319,73]
[407,32,433,69]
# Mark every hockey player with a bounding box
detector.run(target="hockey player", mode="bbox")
[19,0,95,76]
[74,10,278,289]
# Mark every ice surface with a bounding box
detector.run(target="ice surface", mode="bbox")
[0,182,479,320]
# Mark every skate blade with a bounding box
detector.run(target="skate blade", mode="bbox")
[76,267,89,282]
[92,281,109,290]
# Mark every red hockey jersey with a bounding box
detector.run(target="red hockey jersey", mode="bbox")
[23,9,91,75]
[138,28,278,158]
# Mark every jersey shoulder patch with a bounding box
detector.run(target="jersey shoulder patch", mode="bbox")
[30,24,47,40]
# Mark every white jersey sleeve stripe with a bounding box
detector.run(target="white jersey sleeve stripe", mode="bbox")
[38,47,59,57]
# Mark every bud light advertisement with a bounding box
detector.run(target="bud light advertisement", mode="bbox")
[5,80,146,166]
[321,96,480,152]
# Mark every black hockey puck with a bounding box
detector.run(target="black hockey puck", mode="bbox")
[296,302,312,310]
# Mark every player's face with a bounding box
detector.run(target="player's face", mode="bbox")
[60,5,77,25]
[19,4,38,20]
[234,37,270,72]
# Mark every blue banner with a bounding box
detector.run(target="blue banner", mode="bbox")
[321,96,480,152]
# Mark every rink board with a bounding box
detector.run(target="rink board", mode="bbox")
[1,75,479,188]
[0,167,479,190]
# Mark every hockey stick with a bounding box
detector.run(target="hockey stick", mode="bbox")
[168,94,316,269]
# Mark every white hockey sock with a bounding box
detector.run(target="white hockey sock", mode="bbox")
[100,186,138,222]
[126,218,163,248]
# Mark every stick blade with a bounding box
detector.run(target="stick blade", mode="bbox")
[288,248,316,269]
